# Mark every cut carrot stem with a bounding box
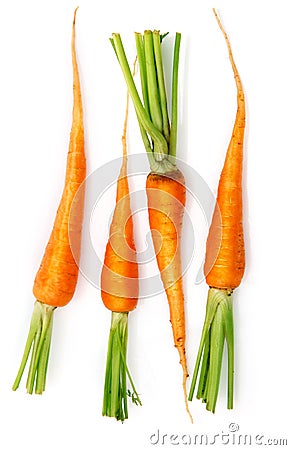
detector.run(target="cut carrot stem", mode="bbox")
[189,9,245,413]
[102,312,141,421]
[12,302,55,393]
[111,30,193,423]
[169,33,181,158]
[12,7,86,394]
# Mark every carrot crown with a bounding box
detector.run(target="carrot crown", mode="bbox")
[111,30,181,174]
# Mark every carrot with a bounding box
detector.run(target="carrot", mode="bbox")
[12,7,86,394]
[101,60,141,422]
[188,9,246,413]
[146,170,187,375]
[111,30,193,422]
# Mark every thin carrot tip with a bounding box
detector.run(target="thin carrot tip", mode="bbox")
[73,6,79,24]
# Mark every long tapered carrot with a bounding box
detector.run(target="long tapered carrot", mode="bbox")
[111,30,193,422]
[101,61,141,422]
[146,169,187,375]
[188,9,246,413]
[12,7,86,394]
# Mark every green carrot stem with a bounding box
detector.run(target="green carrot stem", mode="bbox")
[35,315,53,394]
[169,33,181,158]
[189,288,235,413]
[196,330,210,399]
[12,300,55,394]
[221,296,235,409]
[102,312,141,422]
[188,289,222,400]
[111,33,168,158]
[135,33,150,115]
[152,30,170,141]
[111,29,181,174]
[206,305,225,412]
[144,30,163,132]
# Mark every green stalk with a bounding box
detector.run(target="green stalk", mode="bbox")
[188,288,235,413]
[206,305,225,412]
[169,33,181,158]
[135,33,150,115]
[196,331,210,399]
[102,312,141,422]
[153,30,170,142]
[112,33,168,158]
[144,30,163,132]
[221,296,235,409]
[12,300,55,394]
[111,30,182,174]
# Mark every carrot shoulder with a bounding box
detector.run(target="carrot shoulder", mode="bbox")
[189,9,246,413]
[12,8,85,394]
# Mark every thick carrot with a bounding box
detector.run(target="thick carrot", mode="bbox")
[12,7,86,394]
[101,61,141,422]
[111,31,193,422]
[188,9,246,413]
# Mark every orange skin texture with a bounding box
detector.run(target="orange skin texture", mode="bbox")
[204,12,245,290]
[101,160,139,313]
[101,72,139,314]
[33,11,86,307]
[146,169,187,375]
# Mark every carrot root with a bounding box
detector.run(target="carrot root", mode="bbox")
[102,312,141,422]
[188,288,234,413]
[12,301,55,394]
[178,347,193,423]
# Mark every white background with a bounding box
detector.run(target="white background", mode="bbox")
[0,0,290,449]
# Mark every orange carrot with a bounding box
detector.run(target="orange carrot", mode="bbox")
[146,170,187,375]
[12,7,86,394]
[101,61,141,421]
[111,30,193,422]
[188,9,246,413]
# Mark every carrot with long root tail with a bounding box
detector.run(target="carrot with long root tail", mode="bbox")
[12,7,86,394]
[111,31,193,422]
[101,60,142,422]
[188,9,246,413]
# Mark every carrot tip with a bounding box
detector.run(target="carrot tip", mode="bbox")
[183,375,194,424]
[73,6,79,24]
[12,301,55,394]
